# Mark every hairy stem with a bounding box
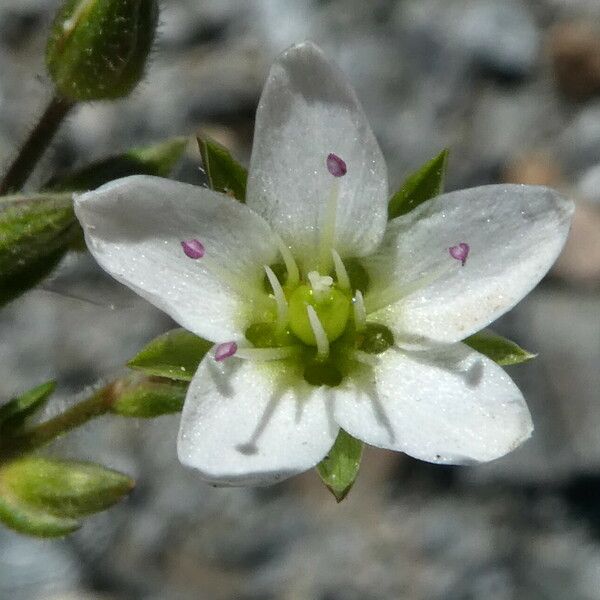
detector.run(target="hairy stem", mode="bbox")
[0,95,75,195]
[0,381,119,461]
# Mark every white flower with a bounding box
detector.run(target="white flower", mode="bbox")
[74,42,573,486]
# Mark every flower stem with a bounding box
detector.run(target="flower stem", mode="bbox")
[0,381,118,461]
[0,94,74,195]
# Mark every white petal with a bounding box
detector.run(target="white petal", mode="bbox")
[363,184,573,343]
[177,353,339,486]
[74,175,279,342]
[246,42,388,268]
[334,344,532,464]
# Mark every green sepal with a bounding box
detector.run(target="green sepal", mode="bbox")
[111,377,187,417]
[1,457,134,519]
[388,149,449,219]
[197,135,247,201]
[128,328,212,381]
[464,330,536,366]
[46,0,159,101]
[0,193,78,307]
[317,429,363,502]
[0,491,79,538]
[0,381,56,432]
[45,137,188,192]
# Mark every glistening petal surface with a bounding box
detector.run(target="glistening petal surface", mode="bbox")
[363,184,573,343]
[246,42,388,268]
[334,344,532,464]
[74,175,279,342]
[177,353,339,485]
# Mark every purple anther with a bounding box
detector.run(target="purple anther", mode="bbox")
[449,243,470,267]
[326,153,347,177]
[215,341,237,362]
[181,239,205,259]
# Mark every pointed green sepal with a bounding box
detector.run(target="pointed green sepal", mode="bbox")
[388,149,449,219]
[128,328,212,381]
[0,193,78,307]
[1,457,134,519]
[0,492,79,538]
[317,429,363,502]
[46,0,159,101]
[111,377,187,417]
[464,330,536,366]
[45,137,188,192]
[197,135,247,201]
[0,381,56,432]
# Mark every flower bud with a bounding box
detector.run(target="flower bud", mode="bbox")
[46,0,158,101]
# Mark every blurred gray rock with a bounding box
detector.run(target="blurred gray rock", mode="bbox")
[2,0,600,599]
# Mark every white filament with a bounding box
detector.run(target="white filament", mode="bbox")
[353,290,367,332]
[235,346,300,361]
[306,305,330,359]
[331,249,350,290]
[353,350,380,366]
[276,237,299,288]
[318,181,339,273]
[264,265,288,334]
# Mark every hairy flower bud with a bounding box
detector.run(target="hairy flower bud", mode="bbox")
[46,0,158,101]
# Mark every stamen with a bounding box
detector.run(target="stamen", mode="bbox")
[276,237,300,288]
[306,305,330,359]
[326,153,347,177]
[264,265,288,334]
[353,350,380,367]
[332,249,350,290]
[308,271,333,302]
[449,242,470,266]
[215,341,237,361]
[353,290,367,332]
[235,346,300,361]
[318,180,339,273]
[181,239,205,259]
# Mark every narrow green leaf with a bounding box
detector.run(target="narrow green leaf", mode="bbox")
[317,429,363,502]
[0,381,56,431]
[0,491,79,538]
[464,330,536,366]
[197,135,247,201]
[0,193,78,307]
[388,149,449,219]
[45,137,188,192]
[128,328,212,381]
[111,378,187,417]
[2,457,134,519]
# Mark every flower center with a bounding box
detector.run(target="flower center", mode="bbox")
[287,275,351,346]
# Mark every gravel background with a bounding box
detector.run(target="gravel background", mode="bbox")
[2,1,600,598]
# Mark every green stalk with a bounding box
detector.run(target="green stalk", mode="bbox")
[0,382,118,461]
[0,95,74,195]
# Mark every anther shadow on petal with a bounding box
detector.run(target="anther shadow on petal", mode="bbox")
[206,357,243,398]
[350,363,396,445]
[324,388,339,440]
[235,368,305,456]
[390,344,485,389]
[236,389,282,456]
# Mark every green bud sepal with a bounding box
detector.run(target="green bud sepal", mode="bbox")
[46,0,159,101]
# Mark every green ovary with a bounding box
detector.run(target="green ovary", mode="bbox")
[287,284,351,346]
